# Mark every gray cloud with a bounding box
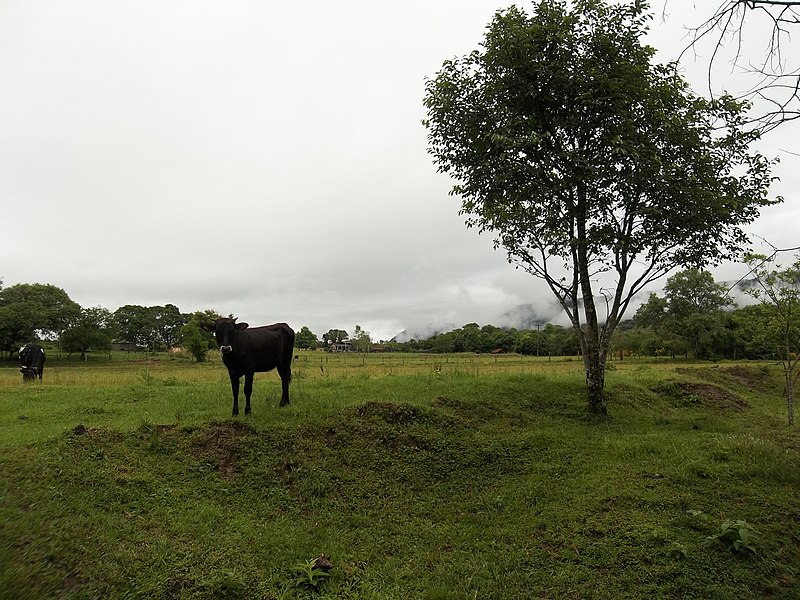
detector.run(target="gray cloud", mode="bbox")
[1,1,797,344]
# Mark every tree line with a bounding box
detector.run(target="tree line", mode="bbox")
[0,282,215,361]
[1,264,795,361]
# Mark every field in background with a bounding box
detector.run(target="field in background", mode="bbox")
[1,352,798,598]
[0,347,684,385]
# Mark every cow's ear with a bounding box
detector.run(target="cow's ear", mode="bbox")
[200,322,216,332]
[236,322,249,330]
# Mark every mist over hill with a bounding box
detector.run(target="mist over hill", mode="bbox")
[390,278,756,344]
[392,301,565,343]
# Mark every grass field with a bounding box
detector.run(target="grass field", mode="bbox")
[1,351,798,599]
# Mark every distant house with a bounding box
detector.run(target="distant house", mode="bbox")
[111,340,143,352]
[328,341,352,352]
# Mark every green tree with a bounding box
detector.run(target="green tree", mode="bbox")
[730,304,778,359]
[514,330,541,356]
[151,304,185,350]
[295,326,319,350]
[664,269,734,321]
[180,310,219,362]
[113,304,185,351]
[322,329,348,347]
[633,293,668,330]
[453,323,481,353]
[541,324,580,357]
[60,307,113,360]
[638,269,735,359]
[0,283,81,353]
[113,305,153,349]
[424,0,777,414]
[744,254,800,425]
[428,331,455,353]
[489,326,518,352]
[352,325,372,352]
[609,325,663,359]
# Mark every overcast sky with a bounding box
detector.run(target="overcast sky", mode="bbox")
[1,1,798,342]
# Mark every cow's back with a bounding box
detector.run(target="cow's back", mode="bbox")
[20,343,45,368]
[226,323,294,374]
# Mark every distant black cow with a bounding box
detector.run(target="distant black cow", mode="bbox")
[204,317,295,416]
[19,343,46,382]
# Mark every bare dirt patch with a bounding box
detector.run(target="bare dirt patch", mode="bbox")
[193,421,255,478]
[720,365,770,390]
[677,365,770,391]
[676,382,749,412]
[72,424,103,436]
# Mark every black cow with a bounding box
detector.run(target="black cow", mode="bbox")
[204,317,295,416]
[19,343,46,382]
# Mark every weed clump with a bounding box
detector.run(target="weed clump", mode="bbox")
[708,520,761,556]
[294,554,333,592]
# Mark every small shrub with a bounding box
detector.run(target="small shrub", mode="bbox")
[708,520,761,555]
[138,369,156,386]
[667,542,689,559]
[294,556,332,591]
[148,429,161,450]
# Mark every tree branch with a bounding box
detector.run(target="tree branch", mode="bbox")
[676,0,800,132]
[729,236,800,292]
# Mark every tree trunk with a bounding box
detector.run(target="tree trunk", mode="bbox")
[785,364,795,426]
[583,339,608,416]
[572,183,611,417]
[782,330,796,426]
[575,211,610,414]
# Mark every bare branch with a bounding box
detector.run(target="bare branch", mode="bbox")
[678,0,800,132]
[728,236,800,292]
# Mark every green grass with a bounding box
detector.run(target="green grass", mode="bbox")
[1,354,798,598]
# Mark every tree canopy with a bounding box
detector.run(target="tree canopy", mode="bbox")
[180,310,220,362]
[60,307,114,360]
[113,304,185,351]
[424,0,779,414]
[295,326,319,350]
[0,283,80,353]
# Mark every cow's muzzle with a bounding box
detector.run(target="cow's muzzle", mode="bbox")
[220,345,233,354]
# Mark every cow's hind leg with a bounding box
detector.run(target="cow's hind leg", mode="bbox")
[243,372,254,415]
[278,363,291,407]
[229,373,241,416]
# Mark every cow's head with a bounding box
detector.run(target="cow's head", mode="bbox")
[203,317,249,354]
[20,366,37,381]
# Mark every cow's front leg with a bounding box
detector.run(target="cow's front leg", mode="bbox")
[229,373,241,416]
[278,364,291,407]
[243,372,254,415]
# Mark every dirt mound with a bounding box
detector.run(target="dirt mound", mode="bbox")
[720,365,770,390]
[677,365,771,391]
[676,382,749,412]
[354,401,424,425]
[72,424,103,436]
